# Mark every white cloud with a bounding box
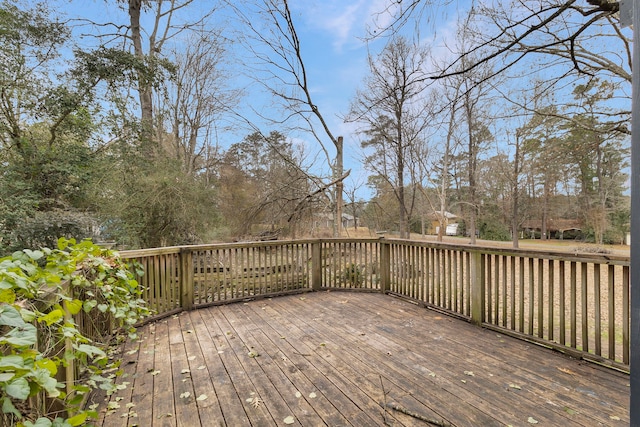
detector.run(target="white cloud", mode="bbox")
[292,0,393,52]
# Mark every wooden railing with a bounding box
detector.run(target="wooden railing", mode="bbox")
[120,238,630,371]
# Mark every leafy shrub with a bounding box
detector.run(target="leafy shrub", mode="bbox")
[341,263,364,287]
[0,238,149,426]
[2,209,97,255]
[478,220,511,241]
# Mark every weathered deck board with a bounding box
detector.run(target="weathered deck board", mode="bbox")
[91,292,629,426]
[342,295,626,425]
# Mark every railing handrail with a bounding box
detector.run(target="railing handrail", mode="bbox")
[120,237,631,371]
[120,237,630,264]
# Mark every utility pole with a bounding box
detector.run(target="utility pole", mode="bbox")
[623,0,639,424]
[334,136,344,237]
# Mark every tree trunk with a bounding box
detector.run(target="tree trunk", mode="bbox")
[129,0,154,142]
[333,136,344,237]
[511,133,520,248]
[465,102,477,245]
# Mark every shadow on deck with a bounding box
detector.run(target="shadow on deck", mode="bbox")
[91,292,629,426]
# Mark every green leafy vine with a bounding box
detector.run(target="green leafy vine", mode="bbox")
[0,238,149,426]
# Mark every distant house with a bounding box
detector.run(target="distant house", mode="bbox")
[314,212,358,230]
[521,219,583,239]
[425,211,458,235]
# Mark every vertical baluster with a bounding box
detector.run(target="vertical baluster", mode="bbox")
[548,260,555,341]
[581,262,588,353]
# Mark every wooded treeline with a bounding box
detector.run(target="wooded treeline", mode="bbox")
[0,0,630,255]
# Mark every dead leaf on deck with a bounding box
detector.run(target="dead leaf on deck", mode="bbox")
[527,417,539,424]
[181,369,190,374]
[180,392,190,399]
[557,367,576,375]
[196,394,208,401]
[464,371,475,376]
[283,415,295,424]
[187,355,196,361]
[246,396,263,408]
[610,415,621,421]
[508,383,521,390]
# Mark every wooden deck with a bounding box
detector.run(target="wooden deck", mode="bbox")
[91,292,630,426]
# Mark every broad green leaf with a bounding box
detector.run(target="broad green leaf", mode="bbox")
[74,344,106,359]
[0,304,26,327]
[6,377,30,399]
[66,412,88,426]
[83,299,97,312]
[57,237,71,250]
[0,372,15,382]
[39,309,64,326]
[35,359,58,376]
[51,417,71,427]
[0,289,15,304]
[19,308,36,322]
[33,369,60,396]
[64,299,83,316]
[24,249,44,261]
[2,323,37,347]
[24,417,53,427]
[0,355,26,369]
[1,396,21,417]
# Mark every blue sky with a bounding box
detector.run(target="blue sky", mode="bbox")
[239,1,466,194]
[53,1,425,196]
[52,0,484,199]
[49,1,631,199]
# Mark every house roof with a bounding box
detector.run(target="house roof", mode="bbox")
[427,210,458,220]
[521,219,582,231]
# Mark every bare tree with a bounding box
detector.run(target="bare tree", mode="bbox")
[348,36,430,238]
[413,82,461,242]
[449,18,496,245]
[119,0,217,144]
[159,29,240,176]
[227,0,349,236]
[374,0,628,83]
[219,131,313,239]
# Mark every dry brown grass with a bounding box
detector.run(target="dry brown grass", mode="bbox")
[337,227,630,257]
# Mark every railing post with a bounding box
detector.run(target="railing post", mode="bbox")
[470,250,485,326]
[380,238,390,294]
[311,241,322,291]
[179,248,194,311]
[62,282,75,415]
